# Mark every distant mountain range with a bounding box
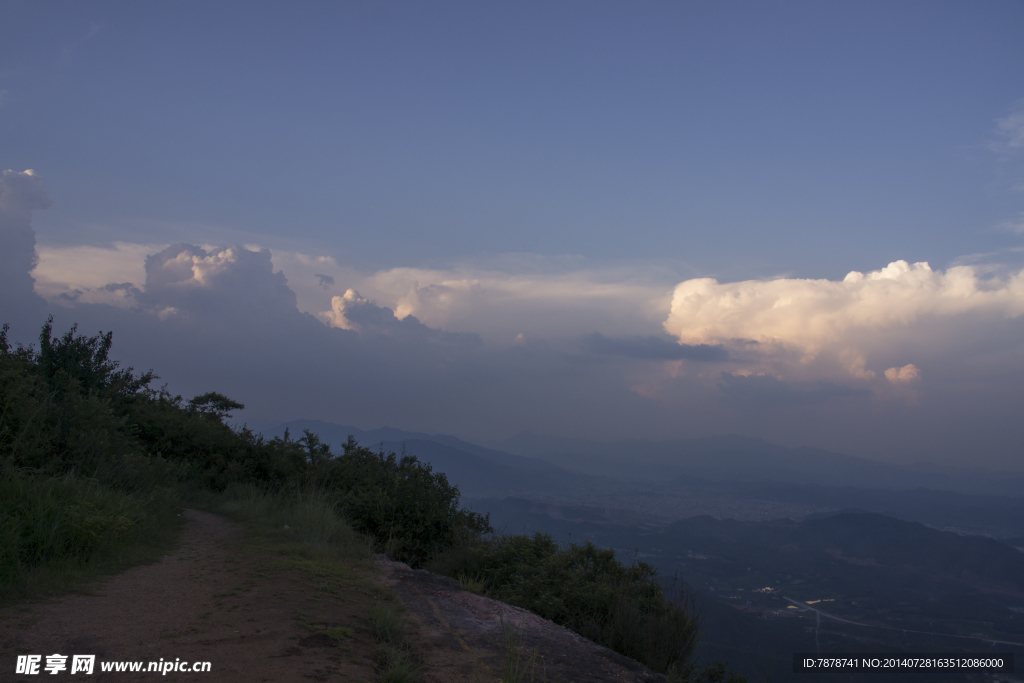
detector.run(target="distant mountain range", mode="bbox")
[263,420,1024,536]
[265,421,1024,496]
[261,419,1024,681]
[265,420,591,498]
[475,499,1024,682]
[487,431,1024,497]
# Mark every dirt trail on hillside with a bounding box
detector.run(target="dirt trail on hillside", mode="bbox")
[1,511,668,683]
[0,510,382,682]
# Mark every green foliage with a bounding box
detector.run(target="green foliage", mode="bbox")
[499,615,543,683]
[1,318,489,598]
[367,601,421,683]
[129,391,309,491]
[0,319,737,679]
[1,322,143,480]
[0,464,180,602]
[318,438,491,567]
[35,317,153,412]
[378,659,419,683]
[429,533,701,679]
[368,601,404,645]
[206,483,370,560]
[187,391,244,420]
[0,321,184,598]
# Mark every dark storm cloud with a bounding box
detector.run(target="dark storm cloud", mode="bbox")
[5,170,1024,471]
[0,170,50,334]
[13,230,489,436]
[717,372,870,407]
[140,244,299,318]
[583,332,727,361]
[104,282,142,296]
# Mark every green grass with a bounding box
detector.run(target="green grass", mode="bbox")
[188,482,371,563]
[379,660,420,683]
[189,483,421,681]
[373,642,403,668]
[499,615,543,683]
[368,601,404,645]
[365,601,421,683]
[0,465,182,605]
[457,572,486,594]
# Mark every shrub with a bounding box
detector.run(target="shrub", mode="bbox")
[0,465,179,601]
[1,319,734,678]
[312,437,491,567]
[428,533,701,678]
[2,319,490,583]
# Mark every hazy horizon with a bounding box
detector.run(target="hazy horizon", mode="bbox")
[3,2,1024,471]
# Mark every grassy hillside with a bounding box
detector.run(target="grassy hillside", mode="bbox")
[0,319,727,681]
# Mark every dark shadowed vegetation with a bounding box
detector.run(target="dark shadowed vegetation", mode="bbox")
[428,533,742,681]
[1,319,730,681]
[0,318,486,600]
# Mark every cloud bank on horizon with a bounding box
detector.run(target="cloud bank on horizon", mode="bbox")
[664,260,1024,384]
[4,168,1024,470]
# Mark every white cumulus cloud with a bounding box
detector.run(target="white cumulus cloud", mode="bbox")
[268,251,675,344]
[885,364,920,384]
[321,289,368,331]
[663,260,1024,382]
[138,244,299,320]
[38,244,675,343]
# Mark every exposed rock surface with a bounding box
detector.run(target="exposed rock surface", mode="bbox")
[0,511,668,682]
[377,555,668,683]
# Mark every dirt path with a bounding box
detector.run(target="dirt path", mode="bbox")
[2,510,669,683]
[1,510,382,682]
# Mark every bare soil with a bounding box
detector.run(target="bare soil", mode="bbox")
[0,510,382,682]
[1,510,668,683]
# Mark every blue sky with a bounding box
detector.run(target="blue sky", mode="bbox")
[2,2,1024,468]
[5,1,1023,273]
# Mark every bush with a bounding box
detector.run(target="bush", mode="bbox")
[0,322,183,599]
[428,532,701,678]
[0,465,180,601]
[315,438,491,567]
[1,319,735,678]
[1,319,490,585]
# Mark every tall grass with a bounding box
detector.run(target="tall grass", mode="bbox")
[368,601,404,644]
[367,601,420,683]
[190,483,371,561]
[0,465,181,604]
[499,615,543,683]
